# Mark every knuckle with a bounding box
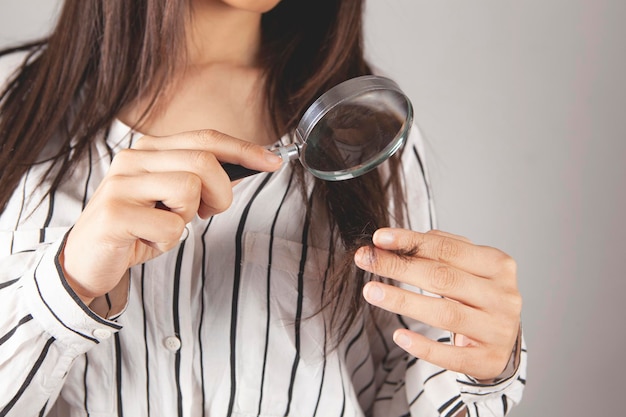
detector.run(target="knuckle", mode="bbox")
[505,291,523,315]
[191,129,223,146]
[132,135,152,149]
[99,174,125,196]
[236,139,257,155]
[390,290,410,313]
[420,340,435,361]
[91,199,127,230]
[196,128,216,140]
[112,148,134,166]
[190,150,217,169]
[191,130,254,160]
[210,188,233,213]
[430,265,459,293]
[436,304,465,329]
[435,237,461,261]
[164,216,186,240]
[97,200,121,223]
[387,255,410,278]
[499,254,518,275]
[155,217,186,248]
[509,288,523,305]
[180,173,202,197]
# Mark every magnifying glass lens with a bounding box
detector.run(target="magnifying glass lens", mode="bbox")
[300,88,409,180]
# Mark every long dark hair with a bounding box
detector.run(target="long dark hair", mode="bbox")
[0,0,407,342]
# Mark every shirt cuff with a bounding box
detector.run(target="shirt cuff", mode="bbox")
[455,328,526,397]
[20,234,122,354]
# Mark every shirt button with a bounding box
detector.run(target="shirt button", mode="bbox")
[93,328,112,339]
[164,336,181,351]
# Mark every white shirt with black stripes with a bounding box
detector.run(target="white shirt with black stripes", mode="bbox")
[0,55,526,417]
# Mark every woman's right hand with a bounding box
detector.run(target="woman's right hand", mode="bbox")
[61,129,283,305]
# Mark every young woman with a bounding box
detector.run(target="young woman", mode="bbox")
[0,0,526,416]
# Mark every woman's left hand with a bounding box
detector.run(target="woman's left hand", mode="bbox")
[355,228,521,381]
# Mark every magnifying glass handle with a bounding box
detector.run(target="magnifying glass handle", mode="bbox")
[221,143,301,181]
[221,163,262,181]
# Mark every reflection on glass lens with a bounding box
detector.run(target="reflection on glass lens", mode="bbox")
[302,90,406,174]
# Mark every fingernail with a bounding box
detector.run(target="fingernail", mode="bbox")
[264,150,283,164]
[364,283,384,302]
[394,332,412,349]
[374,230,395,245]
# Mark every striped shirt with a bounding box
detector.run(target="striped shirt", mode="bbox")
[0,54,526,417]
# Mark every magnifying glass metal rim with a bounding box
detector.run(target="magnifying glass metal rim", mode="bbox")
[295,75,414,181]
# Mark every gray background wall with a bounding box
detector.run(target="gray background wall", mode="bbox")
[1,1,624,416]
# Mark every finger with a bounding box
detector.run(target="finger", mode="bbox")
[392,329,508,381]
[355,246,494,308]
[110,148,228,176]
[79,199,187,253]
[372,228,517,279]
[362,281,495,340]
[121,206,188,253]
[133,130,284,172]
[108,151,234,218]
[98,172,206,223]
[426,229,473,244]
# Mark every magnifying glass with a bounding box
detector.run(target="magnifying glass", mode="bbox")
[222,75,413,181]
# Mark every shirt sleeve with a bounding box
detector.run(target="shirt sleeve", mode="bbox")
[369,124,527,416]
[370,315,527,417]
[0,50,133,415]
[0,231,122,416]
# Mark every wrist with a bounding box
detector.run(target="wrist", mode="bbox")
[58,246,95,306]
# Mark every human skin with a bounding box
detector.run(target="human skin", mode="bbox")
[355,228,522,382]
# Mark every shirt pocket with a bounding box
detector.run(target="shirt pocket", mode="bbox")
[233,231,331,416]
